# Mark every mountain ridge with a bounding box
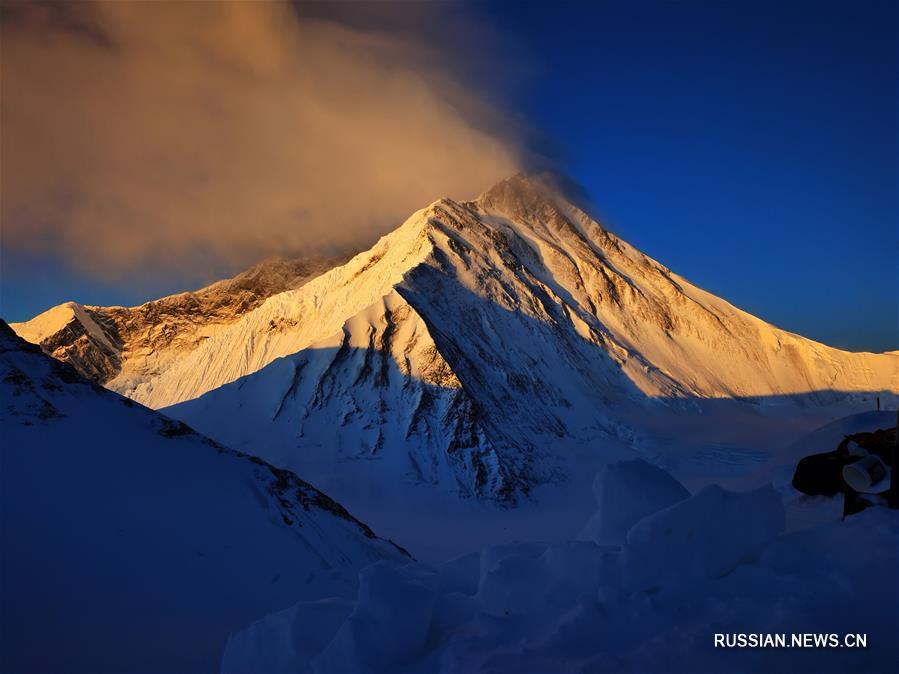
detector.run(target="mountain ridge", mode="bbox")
[139,179,898,408]
[9,175,897,508]
[10,253,351,388]
[145,175,896,511]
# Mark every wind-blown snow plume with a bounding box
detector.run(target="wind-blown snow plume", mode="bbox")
[0,0,520,277]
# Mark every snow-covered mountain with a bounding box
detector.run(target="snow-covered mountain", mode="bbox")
[102,175,895,409]
[10,254,348,391]
[10,175,897,536]
[0,321,406,673]
[131,176,893,505]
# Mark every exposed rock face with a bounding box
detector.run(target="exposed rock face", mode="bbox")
[11,255,349,391]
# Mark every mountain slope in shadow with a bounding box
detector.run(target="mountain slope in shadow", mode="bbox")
[0,321,406,673]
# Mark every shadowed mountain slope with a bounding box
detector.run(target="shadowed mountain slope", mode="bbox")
[0,321,405,673]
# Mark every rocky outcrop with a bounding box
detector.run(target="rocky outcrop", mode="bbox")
[11,255,349,390]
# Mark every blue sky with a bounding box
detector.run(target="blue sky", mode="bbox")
[478,0,897,352]
[1,0,895,352]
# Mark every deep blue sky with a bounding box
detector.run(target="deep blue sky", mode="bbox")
[478,0,897,352]
[2,0,896,352]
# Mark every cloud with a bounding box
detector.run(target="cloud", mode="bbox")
[0,0,522,279]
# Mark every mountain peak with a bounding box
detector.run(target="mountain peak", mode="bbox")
[477,172,568,213]
[474,172,603,241]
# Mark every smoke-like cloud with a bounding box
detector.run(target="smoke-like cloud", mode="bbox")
[0,0,522,279]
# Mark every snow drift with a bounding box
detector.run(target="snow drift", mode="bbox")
[222,460,897,674]
[577,458,690,545]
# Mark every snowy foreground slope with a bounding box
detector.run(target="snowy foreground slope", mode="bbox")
[0,322,406,673]
[222,432,898,674]
[10,254,347,391]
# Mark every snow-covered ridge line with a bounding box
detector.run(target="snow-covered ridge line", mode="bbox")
[460,178,892,398]
[139,177,899,408]
[122,204,445,408]
[9,254,349,389]
[155,175,896,512]
[13,174,897,410]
